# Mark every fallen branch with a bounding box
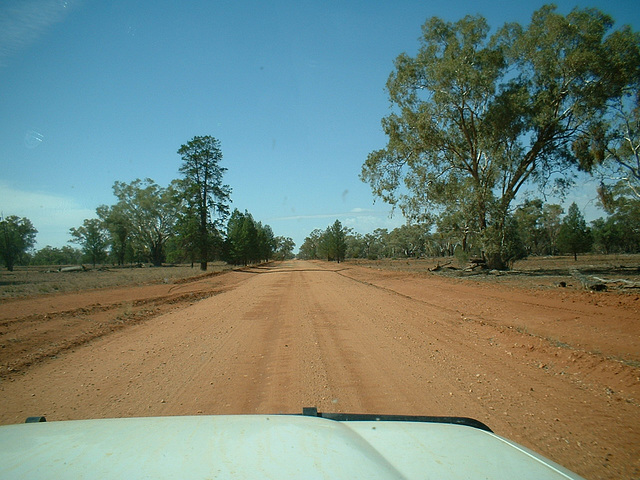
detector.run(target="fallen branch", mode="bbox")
[429,261,452,272]
[590,276,640,289]
[59,265,87,273]
[569,269,640,291]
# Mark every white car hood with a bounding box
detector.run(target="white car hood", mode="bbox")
[0,414,584,479]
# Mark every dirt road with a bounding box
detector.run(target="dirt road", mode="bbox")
[1,260,638,479]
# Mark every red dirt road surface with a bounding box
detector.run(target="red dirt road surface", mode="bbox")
[1,260,639,479]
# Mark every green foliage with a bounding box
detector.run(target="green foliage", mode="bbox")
[298,197,640,264]
[31,134,291,268]
[69,218,108,267]
[434,211,478,256]
[177,136,231,270]
[453,244,469,265]
[298,229,324,260]
[591,191,640,253]
[111,178,179,266]
[96,204,131,265]
[513,199,564,256]
[361,6,639,269]
[590,217,623,254]
[273,236,296,260]
[31,245,82,266]
[571,25,640,199]
[557,203,593,260]
[365,229,390,259]
[345,233,366,259]
[513,199,544,256]
[224,209,275,266]
[319,220,349,263]
[169,179,205,265]
[387,223,431,258]
[256,222,276,263]
[482,216,526,269]
[0,215,37,271]
[541,203,564,256]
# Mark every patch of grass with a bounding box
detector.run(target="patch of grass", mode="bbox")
[606,355,640,369]
[548,337,571,349]
[348,254,640,291]
[0,262,233,299]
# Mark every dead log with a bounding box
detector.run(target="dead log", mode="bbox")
[590,276,640,289]
[429,261,452,272]
[59,265,87,273]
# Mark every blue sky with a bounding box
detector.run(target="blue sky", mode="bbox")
[1,0,638,251]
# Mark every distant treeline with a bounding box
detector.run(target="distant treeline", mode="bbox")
[299,199,640,265]
[22,207,295,268]
[1,136,296,271]
[2,204,295,269]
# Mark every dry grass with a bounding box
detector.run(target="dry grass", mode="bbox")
[347,254,640,291]
[511,253,640,271]
[2,255,639,299]
[0,262,233,300]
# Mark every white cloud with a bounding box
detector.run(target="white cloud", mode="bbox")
[273,207,397,222]
[0,182,95,247]
[342,214,405,235]
[0,0,80,66]
[271,208,406,236]
[272,213,344,222]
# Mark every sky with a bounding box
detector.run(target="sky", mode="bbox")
[1,0,639,252]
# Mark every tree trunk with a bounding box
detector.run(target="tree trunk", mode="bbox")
[485,252,507,270]
[150,241,164,267]
[199,218,208,271]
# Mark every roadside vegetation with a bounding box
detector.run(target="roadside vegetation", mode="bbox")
[301,6,639,269]
[358,6,639,269]
[0,263,232,299]
[2,6,638,275]
[0,136,295,272]
[299,198,638,264]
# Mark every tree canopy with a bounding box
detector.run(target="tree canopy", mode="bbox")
[177,136,231,270]
[14,131,288,269]
[111,178,179,266]
[321,220,349,263]
[224,209,275,265]
[557,203,593,260]
[69,218,108,267]
[96,204,131,266]
[31,246,82,266]
[361,6,640,269]
[0,216,37,271]
[273,236,296,260]
[298,221,350,262]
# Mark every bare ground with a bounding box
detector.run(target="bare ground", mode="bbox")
[0,260,638,479]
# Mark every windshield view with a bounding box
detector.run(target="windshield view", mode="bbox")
[1,1,639,479]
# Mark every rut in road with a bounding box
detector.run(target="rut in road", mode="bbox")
[1,261,638,480]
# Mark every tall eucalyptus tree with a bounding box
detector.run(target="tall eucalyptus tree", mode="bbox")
[362,6,639,268]
[178,136,231,270]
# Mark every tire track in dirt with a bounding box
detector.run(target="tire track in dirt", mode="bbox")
[331,264,640,398]
[0,288,232,377]
[335,265,640,362]
[0,268,261,377]
[317,263,640,479]
[0,261,638,479]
